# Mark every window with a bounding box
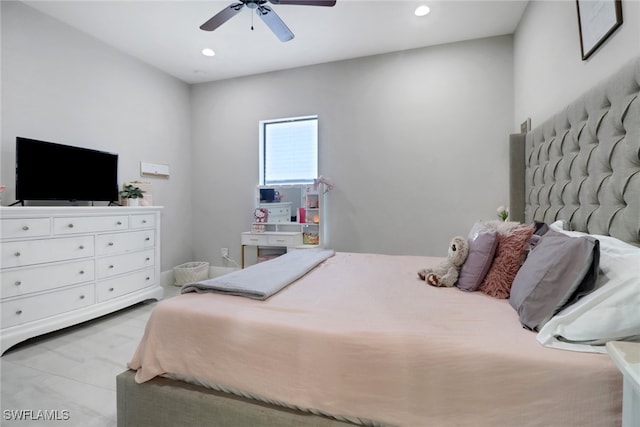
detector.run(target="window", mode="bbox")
[259,115,318,185]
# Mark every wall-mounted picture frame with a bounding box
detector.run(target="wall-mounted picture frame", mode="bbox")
[576,0,623,60]
[520,118,531,134]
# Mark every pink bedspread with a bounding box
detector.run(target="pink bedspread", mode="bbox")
[129,252,621,426]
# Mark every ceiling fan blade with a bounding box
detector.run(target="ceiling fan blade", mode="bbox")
[200,3,245,31]
[257,6,295,42]
[269,0,336,6]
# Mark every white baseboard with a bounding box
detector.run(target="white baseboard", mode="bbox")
[209,266,238,277]
[161,270,175,287]
[161,266,238,287]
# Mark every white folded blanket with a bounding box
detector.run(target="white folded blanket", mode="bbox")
[181,248,335,300]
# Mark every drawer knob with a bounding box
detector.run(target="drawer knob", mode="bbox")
[109,287,114,292]
[146,277,151,281]
[142,220,147,224]
[68,223,74,228]
[108,242,114,246]
[108,265,114,269]
[79,295,85,300]
[14,281,21,286]
[146,257,150,261]
[14,252,21,257]
[22,226,29,231]
[79,270,85,275]
[16,310,22,315]
[145,237,150,241]
[79,245,84,250]
[117,221,122,225]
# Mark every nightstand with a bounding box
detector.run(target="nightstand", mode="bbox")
[607,341,640,427]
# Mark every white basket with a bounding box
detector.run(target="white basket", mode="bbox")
[173,262,209,286]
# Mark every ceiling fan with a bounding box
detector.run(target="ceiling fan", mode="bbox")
[200,0,337,42]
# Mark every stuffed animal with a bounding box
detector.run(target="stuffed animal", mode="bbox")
[417,236,469,287]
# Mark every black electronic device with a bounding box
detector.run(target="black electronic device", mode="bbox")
[259,188,276,203]
[15,137,119,204]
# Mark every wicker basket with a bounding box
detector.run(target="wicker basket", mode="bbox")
[173,262,209,286]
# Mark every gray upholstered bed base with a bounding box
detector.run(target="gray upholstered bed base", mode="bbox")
[118,57,640,426]
[117,369,357,427]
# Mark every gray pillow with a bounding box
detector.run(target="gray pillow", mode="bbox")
[456,222,498,292]
[508,230,599,331]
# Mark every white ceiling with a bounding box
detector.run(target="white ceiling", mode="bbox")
[23,0,528,84]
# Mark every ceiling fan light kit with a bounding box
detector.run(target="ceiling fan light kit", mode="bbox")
[200,0,336,42]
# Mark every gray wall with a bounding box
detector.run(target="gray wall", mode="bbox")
[514,0,640,130]
[4,1,636,271]
[191,36,514,262]
[0,1,193,272]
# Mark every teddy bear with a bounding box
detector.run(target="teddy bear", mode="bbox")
[417,236,469,287]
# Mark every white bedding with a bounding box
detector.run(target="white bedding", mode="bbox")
[537,222,640,352]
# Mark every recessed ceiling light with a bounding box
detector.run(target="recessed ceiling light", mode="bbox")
[415,5,430,17]
[201,48,215,57]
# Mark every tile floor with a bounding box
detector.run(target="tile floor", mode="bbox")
[1,285,181,427]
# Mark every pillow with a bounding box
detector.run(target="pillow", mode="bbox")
[533,220,550,236]
[456,222,498,292]
[548,222,639,276]
[522,221,549,262]
[508,230,600,331]
[478,222,535,299]
[537,249,640,353]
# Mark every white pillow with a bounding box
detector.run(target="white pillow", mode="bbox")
[537,227,640,353]
[549,220,639,276]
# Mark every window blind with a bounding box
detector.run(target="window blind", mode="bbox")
[263,116,318,185]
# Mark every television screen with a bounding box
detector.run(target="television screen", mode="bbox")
[16,137,119,202]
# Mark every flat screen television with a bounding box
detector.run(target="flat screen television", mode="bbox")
[15,137,119,203]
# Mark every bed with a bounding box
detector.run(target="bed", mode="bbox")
[118,57,640,426]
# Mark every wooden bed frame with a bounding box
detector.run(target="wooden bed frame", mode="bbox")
[117,56,640,427]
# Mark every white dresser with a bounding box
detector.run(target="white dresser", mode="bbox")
[0,206,163,354]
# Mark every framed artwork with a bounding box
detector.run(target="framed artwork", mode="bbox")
[520,118,531,134]
[576,0,623,60]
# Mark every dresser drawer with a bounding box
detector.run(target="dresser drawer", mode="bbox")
[96,249,155,278]
[130,214,155,229]
[267,233,302,246]
[242,233,268,246]
[53,215,129,235]
[95,230,154,255]
[1,218,51,239]
[265,205,291,216]
[1,283,95,328]
[96,268,155,302]
[1,260,95,298]
[1,236,94,268]
[265,207,290,223]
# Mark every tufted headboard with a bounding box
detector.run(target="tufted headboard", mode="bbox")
[510,57,640,247]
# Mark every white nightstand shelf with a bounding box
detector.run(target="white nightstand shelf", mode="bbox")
[607,341,640,427]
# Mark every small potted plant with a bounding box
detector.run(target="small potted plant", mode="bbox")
[497,205,509,221]
[120,184,145,206]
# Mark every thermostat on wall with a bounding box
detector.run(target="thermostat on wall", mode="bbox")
[140,161,170,178]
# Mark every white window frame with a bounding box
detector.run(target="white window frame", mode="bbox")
[259,115,318,186]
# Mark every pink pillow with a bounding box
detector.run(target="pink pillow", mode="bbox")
[478,222,535,299]
[456,223,498,292]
